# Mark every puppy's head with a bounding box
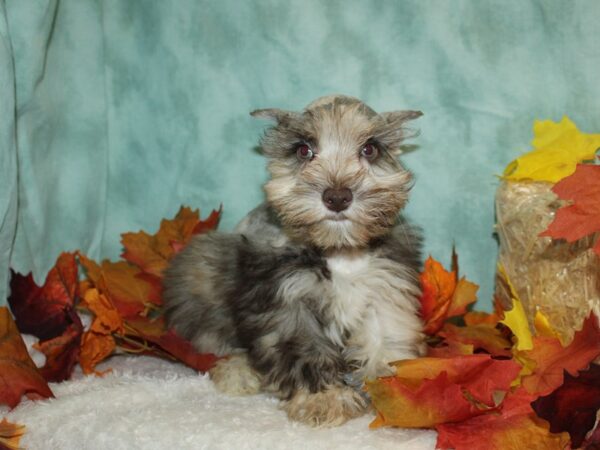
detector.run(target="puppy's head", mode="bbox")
[252,95,422,250]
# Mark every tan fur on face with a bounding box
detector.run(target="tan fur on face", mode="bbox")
[260,96,417,249]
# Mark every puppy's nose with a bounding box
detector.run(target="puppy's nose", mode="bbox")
[322,187,353,212]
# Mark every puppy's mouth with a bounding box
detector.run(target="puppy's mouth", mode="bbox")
[324,213,350,222]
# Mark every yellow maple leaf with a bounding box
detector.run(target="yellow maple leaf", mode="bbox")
[501,297,533,351]
[497,265,533,351]
[503,116,600,182]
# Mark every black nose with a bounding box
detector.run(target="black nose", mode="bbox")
[322,187,353,212]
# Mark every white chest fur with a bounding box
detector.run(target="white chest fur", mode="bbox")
[324,251,424,379]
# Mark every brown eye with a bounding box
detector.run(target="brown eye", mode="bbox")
[361,143,378,160]
[296,144,314,160]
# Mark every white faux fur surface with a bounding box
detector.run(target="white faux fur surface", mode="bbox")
[3,356,436,450]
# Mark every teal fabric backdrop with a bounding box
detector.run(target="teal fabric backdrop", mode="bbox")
[1,0,600,309]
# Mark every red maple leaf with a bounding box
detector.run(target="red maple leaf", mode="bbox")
[540,164,600,255]
[8,252,79,341]
[125,317,218,372]
[34,309,83,382]
[532,364,600,448]
[436,387,570,450]
[521,314,600,396]
[7,253,83,382]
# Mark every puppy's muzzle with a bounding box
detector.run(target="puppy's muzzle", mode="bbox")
[322,187,353,212]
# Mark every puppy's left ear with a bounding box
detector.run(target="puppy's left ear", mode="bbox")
[376,111,423,154]
[380,110,423,125]
[250,108,301,125]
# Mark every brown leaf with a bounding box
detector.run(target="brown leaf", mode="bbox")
[121,206,221,278]
[79,255,160,318]
[0,307,53,408]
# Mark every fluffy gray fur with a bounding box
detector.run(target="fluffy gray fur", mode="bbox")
[163,95,425,427]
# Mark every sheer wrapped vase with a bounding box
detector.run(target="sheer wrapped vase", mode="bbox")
[495,180,600,342]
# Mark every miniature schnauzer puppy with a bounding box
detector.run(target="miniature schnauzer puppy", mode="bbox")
[163,95,425,427]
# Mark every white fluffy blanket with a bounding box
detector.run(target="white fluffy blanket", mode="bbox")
[3,355,436,450]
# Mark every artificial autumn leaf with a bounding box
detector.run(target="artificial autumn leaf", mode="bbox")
[0,307,53,408]
[427,339,474,358]
[419,257,478,335]
[501,297,533,351]
[540,164,600,256]
[438,323,513,357]
[79,331,115,376]
[503,116,600,182]
[436,387,570,450]
[532,364,600,448]
[125,317,218,372]
[81,288,123,335]
[0,418,26,450]
[121,206,221,278]
[7,252,78,341]
[463,310,501,326]
[584,423,600,449]
[78,289,123,375]
[367,354,521,428]
[79,255,160,319]
[521,314,600,396]
[33,309,83,382]
[368,372,488,429]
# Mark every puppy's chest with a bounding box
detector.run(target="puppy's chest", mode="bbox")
[324,252,406,333]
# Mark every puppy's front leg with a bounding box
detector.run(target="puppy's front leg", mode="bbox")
[232,242,368,427]
[244,312,367,428]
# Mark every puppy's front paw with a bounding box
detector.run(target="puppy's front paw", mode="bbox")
[209,354,262,396]
[282,386,368,427]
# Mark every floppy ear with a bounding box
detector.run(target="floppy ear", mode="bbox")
[250,108,301,125]
[376,110,423,155]
[379,110,423,125]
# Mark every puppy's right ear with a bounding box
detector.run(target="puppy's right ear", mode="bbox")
[250,108,300,125]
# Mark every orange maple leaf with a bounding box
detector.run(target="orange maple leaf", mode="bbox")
[78,288,124,375]
[438,323,513,358]
[0,307,54,408]
[367,354,521,428]
[520,314,600,396]
[419,256,479,335]
[436,387,570,450]
[79,255,160,318]
[540,164,600,255]
[79,331,116,376]
[0,418,26,450]
[121,206,221,278]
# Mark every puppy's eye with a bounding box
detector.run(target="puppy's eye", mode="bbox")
[361,143,378,160]
[296,144,314,161]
